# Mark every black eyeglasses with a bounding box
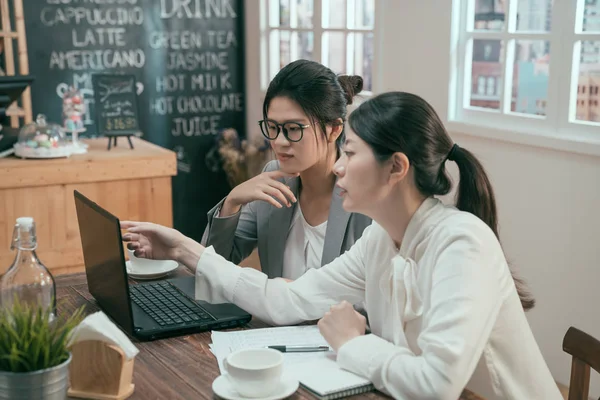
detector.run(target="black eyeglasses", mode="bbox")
[258,120,310,142]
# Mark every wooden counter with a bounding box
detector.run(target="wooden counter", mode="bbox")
[0,137,177,276]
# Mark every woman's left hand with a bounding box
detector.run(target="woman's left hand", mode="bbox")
[317,301,367,352]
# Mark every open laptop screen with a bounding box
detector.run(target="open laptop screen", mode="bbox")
[74,190,134,334]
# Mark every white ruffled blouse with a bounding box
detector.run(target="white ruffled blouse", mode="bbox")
[282,203,328,280]
[193,197,562,400]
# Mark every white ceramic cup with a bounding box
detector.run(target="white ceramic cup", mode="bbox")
[223,348,284,398]
[127,249,143,272]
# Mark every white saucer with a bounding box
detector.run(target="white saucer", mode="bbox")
[212,374,299,400]
[125,260,179,280]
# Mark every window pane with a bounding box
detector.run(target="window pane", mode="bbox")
[270,30,315,80]
[473,0,506,31]
[583,0,600,32]
[511,40,550,116]
[469,39,504,109]
[279,30,291,69]
[279,0,291,27]
[294,31,314,60]
[273,0,314,28]
[322,0,346,28]
[351,32,374,91]
[477,76,486,95]
[575,41,600,123]
[486,76,496,95]
[349,0,374,29]
[295,0,314,28]
[516,0,552,32]
[269,0,280,27]
[322,32,346,74]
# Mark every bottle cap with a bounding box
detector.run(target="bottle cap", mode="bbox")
[16,217,34,228]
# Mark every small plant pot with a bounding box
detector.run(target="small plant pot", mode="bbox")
[0,353,71,400]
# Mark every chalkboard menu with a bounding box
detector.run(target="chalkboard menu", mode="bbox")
[92,73,141,136]
[24,0,245,241]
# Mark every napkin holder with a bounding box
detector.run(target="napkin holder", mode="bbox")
[68,340,135,400]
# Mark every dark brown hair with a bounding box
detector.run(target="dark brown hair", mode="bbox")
[263,59,363,149]
[349,91,535,311]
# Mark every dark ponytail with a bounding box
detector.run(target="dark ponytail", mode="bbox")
[349,92,535,311]
[451,146,535,310]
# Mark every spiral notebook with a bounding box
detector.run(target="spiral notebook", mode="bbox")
[288,356,374,400]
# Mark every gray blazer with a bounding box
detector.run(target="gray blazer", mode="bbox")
[201,160,372,278]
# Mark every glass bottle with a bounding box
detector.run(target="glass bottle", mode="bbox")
[0,217,56,319]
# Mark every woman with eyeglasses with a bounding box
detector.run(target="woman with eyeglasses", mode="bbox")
[199,59,372,281]
[122,91,562,399]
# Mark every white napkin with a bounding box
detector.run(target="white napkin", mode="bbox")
[68,311,139,360]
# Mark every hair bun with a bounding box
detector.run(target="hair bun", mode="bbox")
[337,75,364,105]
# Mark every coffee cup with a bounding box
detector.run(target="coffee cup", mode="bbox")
[127,249,143,272]
[223,348,284,398]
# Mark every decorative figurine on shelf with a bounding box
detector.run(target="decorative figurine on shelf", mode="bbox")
[62,86,88,154]
[13,114,73,159]
[62,86,85,131]
[206,128,272,189]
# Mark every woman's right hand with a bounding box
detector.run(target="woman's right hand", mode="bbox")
[121,221,184,261]
[221,170,299,216]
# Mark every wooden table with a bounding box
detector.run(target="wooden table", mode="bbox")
[0,137,176,276]
[57,273,483,400]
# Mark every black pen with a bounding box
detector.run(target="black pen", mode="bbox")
[267,345,330,353]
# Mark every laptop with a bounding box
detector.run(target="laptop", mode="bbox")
[73,190,252,341]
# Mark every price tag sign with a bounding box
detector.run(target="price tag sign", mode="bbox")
[92,73,141,137]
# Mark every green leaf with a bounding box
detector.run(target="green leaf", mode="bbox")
[0,300,85,372]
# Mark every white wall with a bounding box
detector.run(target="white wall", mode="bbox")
[244,0,600,395]
[379,0,600,396]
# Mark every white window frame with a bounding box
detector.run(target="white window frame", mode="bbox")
[449,0,600,146]
[258,0,380,96]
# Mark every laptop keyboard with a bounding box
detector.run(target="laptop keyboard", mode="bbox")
[130,282,215,327]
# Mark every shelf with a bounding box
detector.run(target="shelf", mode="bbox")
[0,31,18,38]
[0,0,32,126]
[6,103,25,117]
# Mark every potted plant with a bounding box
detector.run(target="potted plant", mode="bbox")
[0,299,84,400]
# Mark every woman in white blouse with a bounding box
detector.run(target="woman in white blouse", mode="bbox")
[201,59,371,280]
[122,92,562,399]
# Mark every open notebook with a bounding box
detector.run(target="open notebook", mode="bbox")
[210,326,374,399]
[287,356,374,399]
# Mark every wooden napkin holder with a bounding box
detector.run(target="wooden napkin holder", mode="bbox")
[68,340,136,400]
